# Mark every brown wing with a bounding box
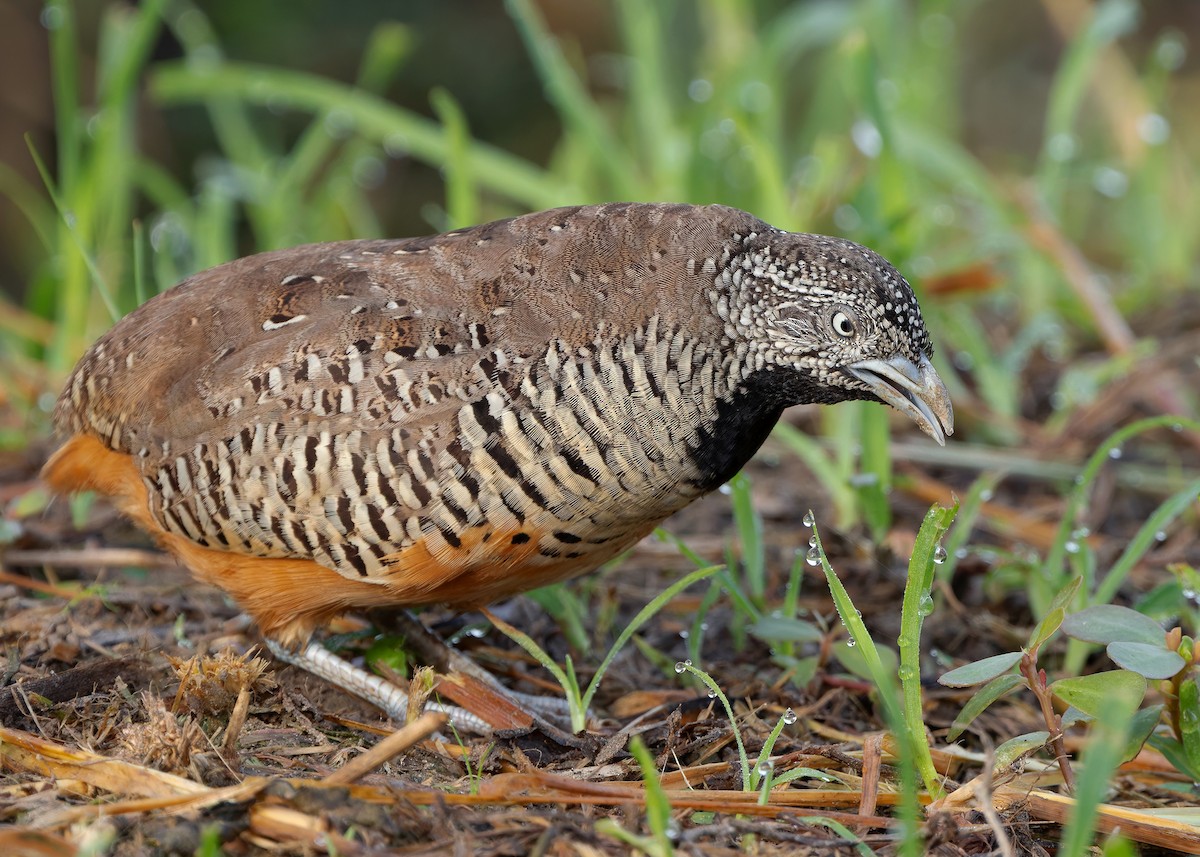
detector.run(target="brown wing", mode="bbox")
[50,202,764,596]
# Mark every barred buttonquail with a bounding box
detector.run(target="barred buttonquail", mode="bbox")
[43,203,952,726]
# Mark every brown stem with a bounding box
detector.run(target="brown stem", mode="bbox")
[1021,651,1076,793]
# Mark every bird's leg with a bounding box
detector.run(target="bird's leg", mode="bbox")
[386,610,577,721]
[263,638,491,734]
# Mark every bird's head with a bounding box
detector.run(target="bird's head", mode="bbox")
[719,230,954,445]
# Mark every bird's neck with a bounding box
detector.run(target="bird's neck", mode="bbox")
[685,365,850,493]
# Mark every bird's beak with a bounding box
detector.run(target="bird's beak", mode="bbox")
[844,354,954,445]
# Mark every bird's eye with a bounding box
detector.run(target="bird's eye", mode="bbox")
[831,309,857,338]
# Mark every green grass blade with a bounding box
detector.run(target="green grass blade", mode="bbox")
[898,502,957,799]
[582,565,722,713]
[150,61,566,210]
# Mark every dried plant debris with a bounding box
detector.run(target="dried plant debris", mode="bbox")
[166,648,276,717]
[115,692,206,777]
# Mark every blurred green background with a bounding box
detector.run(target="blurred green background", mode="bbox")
[0,0,1197,454]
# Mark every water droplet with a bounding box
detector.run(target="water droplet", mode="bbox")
[806,547,821,567]
[808,534,818,548]
[384,133,411,157]
[1155,530,1168,542]
[1072,527,1091,538]
[679,629,689,640]
[847,638,857,648]
[803,511,816,528]
[40,6,64,29]
[1108,447,1123,460]
[932,545,947,565]
[833,204,861,232]
[980,488,994,501]
[919,594,935,616]
[700,622,709,631]
[688,78,713,103]
[707,688,717,699]
[1092,166,1129,198]
[323,110,353,139]
[1172,423,1184,433]
[851,118,883,158]
[931,203,956,226]
[1137,113,1170,145]
[352,155,385,190]
[756,759,775,776]
[738,80,771,113]
[666,819,682,841]
[718,483,732,495]
[1065,541,1080,554]
[1156,31,1187,70]
[898,665,916,681]
[782,708,798,725]
[1047,132,1078,162]
[674,659,692,674]
[1183,588,1198,603]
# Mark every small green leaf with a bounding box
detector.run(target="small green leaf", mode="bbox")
[365,635,409,677]
[1061,705,1093,727]
[1122,704,1164,764]
[1106,641,1186,679]
[1061,605,1167,646]
[1148,734,1200,781]
[938,651,1023,688]
[1180,679,1200,777]
[948,673,1025,740]
[1050,670,1147,720]
[1028,577,1082,651]
[995,731,1051,771]
[1047,575,1084,613]
[748,614,824,644]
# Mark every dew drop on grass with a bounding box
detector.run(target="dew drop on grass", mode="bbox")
[718,483,732,495]
[919,594,935,616]
[782,708,798,725]
[980,488,994,501]
[846,638,857,648]
[707,688,717,699]
[1108,447,1124,460]
[1065,541,1080,554]
[1072,527,1091,538]
[898,665,915,682]
[803,511,815,528]
[1156,531,1168,542]
[932,545,947,564]
[756,759,775,776]
[40,6,64,29]
[808,534,818,548]
[674,659,692,674]
[806,547,821,567]
[679,629,689,640]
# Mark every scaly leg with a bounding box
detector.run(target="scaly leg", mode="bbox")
[264,638,490,734]
[386,610,578,721]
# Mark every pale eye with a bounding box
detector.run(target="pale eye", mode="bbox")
[831,310,856,338]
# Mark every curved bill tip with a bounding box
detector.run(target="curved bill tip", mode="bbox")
[844,354,954,445]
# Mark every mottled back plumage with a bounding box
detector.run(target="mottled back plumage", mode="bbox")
[49,202,950,642]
